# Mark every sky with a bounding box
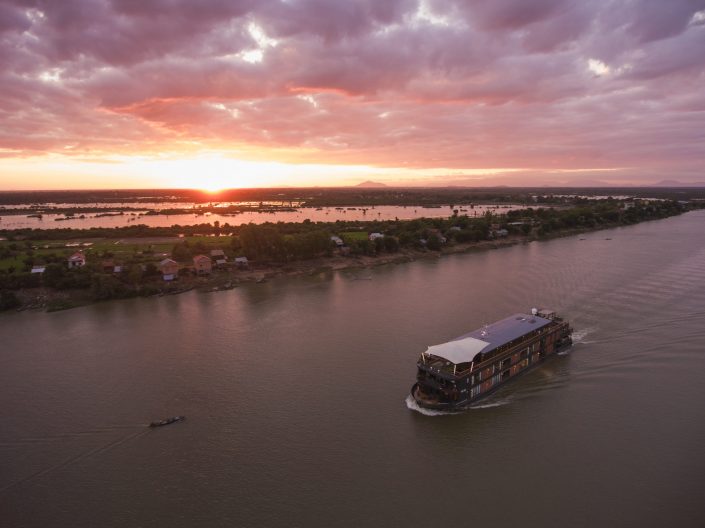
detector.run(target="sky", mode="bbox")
[0,0,704,190]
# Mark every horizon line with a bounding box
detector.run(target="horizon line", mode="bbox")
[2,184,705,193]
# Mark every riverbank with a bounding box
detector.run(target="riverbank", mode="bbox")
[2,218,656,314]
[2,196,696,313]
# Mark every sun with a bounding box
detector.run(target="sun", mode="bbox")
[200,180,229,193]
[110,153,397,190]
[187,158,242,192]
[151,156,250,191]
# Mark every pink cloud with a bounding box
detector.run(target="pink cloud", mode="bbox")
[0,0,704,184]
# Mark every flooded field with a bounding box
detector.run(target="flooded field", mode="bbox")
[0,203,524,229]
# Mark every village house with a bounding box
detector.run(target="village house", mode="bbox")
[160,258,179,281]
[67,252,86,269]
[369,232,385,241]
[193,254,212,275]
[210,249,228,268]
[234,256,249,269]
[330,236,344,247]
[100,260,124,273]
[31,265,46,274]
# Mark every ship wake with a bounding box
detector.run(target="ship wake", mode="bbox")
[405,395,455,416]
[468,398,513,409]
[405,394,512,415]
[571,326,597,345]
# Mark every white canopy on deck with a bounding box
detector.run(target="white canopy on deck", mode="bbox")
[425,336,490,364]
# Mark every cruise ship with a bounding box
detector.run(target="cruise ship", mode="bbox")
[411,309,572,410]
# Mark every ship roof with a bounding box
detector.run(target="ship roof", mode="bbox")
[426,313,552,364]
[425,336,491,365]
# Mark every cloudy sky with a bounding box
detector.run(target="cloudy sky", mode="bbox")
[1,0,704,189]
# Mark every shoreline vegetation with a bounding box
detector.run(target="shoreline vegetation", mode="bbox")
[0,195,700,313]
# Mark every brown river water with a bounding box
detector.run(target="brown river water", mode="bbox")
[1,211,704,527]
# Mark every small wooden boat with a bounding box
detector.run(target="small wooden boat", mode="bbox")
[149,416,185,427]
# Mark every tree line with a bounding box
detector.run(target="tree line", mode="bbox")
[0,199,695,310]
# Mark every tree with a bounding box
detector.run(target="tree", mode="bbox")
[426,235,441,251]
[384,236,400,252]
[91,274,122,300]
[171,242,192,261]
[144,263,159,277]
[289,230,331,259]
[240,225,286,261]
[127,265,143,286]
[230,236,242,252]
[193,240,208,255]
[43,263,66,288]
[22,256,34,271]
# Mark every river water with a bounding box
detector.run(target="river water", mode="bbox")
[1,211,704,527]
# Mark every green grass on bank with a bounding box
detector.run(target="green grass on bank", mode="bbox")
[339,231,368,242]
[0,235,236,272]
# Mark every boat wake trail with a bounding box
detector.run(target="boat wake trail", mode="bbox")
[572,326,598,344]
[468,398,512,409]
[405,395,512,415]
[0,428,149,494]
[405,395,453,416]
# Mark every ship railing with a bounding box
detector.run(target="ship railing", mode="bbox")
[418,377,447,392]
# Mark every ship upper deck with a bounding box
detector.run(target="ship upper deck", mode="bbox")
[424,313,553,365]
[456,313,552,353]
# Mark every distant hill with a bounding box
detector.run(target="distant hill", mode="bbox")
[558,178,615,187]
[355,180,387,188]
[651,180,705,187]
